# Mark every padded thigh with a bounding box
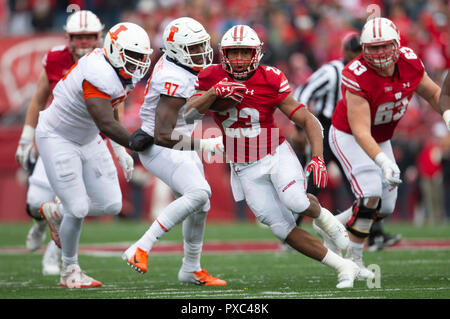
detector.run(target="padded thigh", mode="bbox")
[236,156,296,241]
[139,144,211,196]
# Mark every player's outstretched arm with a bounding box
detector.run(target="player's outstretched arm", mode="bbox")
[279,94,324,159]
[85,97,131,148]
[415,72,442,114]
[154,94,193,149]
[346,90,401,186]
[183,88,217,123]
[15,70,51,170]
[279,93,328,188]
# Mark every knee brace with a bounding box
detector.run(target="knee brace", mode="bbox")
[346,199,380,238]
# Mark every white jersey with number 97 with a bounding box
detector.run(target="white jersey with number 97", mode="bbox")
[139,54,198,137]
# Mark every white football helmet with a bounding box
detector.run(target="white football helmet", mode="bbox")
[219,25,264,79]
[162,17,213,71]
[360,17,401,70]
[104,22,153,80]
[64,10,104,57]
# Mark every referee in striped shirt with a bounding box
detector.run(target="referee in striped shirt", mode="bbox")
[291,32,401,251]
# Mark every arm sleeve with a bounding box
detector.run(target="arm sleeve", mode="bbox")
[82,80,111,100]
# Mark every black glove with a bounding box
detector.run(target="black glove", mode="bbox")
[129,128,154,152]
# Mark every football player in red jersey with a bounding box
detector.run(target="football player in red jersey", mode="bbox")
[15,10,104,276]
[327,17,446,279]
[184,25,362,289]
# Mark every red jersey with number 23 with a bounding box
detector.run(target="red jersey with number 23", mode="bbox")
[196,64,290,163]
[332,46,425,143]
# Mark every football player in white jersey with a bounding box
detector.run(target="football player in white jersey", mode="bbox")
[35,22,153,288]
[15,10,104,276]
[122,17,226,286]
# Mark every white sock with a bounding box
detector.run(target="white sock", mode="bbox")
[321,248,346,272]
[314,207,337,233]
[135,221,166,252]
[347,241,364,262]
[335,206,353,225]
[180,211,207,272]
[59,215,83,267]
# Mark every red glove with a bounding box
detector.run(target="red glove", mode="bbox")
[213,78,247,103]
[306,156,328,188]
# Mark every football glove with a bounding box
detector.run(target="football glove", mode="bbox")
[213,78,247,103]
[110,140,134,182]
[15,125,37,172]
[374,152,402,187]
[306,156,328,188]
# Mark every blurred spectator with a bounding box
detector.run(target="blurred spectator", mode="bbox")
[416,123,449,224]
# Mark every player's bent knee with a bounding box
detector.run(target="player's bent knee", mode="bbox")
[269,221,296,241]
[103,201,122,216]
[26,203,43,220]
[67,201,90,218]
[280,191,310,214]
[185,189,210,210]
[380,199,396,216]
[346,198,381,238]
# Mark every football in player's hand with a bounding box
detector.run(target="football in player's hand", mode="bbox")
[209,98,238,112]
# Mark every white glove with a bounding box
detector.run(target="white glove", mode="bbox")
[15,125,37,171]
[443,109,450,132]
[374,152,402,187]
[110,140,134,182]
[199,137,224,161]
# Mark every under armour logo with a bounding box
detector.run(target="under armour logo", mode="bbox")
[245,89,254,95]
[403,82,410,88]
[222,87,231,92]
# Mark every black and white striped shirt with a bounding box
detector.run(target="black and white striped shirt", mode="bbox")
[294,59,344,120]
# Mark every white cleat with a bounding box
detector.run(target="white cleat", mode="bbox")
[60,264,102,288]
[345,247,376,280]
[313,221,342,257]
[42,241,61,276]
[336,259,360,289]
[26,220,47,252]
[354,260,375,281]
[39,202,62,249]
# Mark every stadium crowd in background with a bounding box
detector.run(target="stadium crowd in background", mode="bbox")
[1,0,449,223]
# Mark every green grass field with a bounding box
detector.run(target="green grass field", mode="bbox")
[0,220,449,303]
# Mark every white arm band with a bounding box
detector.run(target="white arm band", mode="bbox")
[184,108,204,124]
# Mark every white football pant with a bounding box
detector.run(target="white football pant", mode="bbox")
[329,125,398,216]
[230,141,310,241]
[139,144,211,272]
